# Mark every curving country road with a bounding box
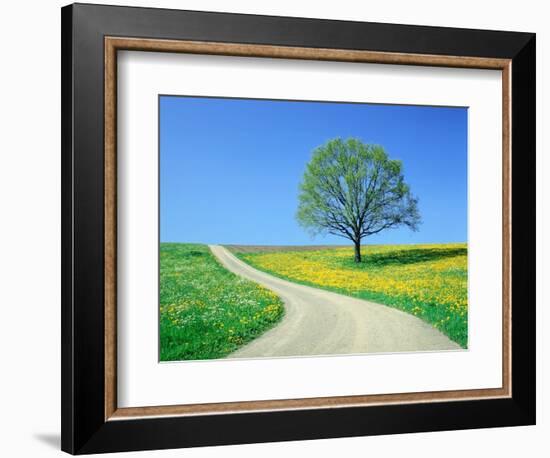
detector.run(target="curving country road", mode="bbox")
[209,245,461,358]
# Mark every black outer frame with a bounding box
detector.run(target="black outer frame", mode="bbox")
[61,3,536,454]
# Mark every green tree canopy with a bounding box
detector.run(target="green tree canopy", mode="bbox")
[297,138,421,262]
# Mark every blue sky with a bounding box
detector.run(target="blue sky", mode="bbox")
[160,95,467,245]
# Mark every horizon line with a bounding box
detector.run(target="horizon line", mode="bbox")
[159,241,468,246]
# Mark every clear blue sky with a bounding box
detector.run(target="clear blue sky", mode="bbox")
[160,95,467,245]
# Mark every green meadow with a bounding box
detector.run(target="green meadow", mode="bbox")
[159,243,284,361]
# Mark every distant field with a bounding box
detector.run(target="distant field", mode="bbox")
[160,243,284,361]
[232,243,468,347]
[227,244,348,253]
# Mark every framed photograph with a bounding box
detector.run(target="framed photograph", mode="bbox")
[61,3,536,454]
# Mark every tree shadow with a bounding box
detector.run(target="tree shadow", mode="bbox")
[363,246,467,267]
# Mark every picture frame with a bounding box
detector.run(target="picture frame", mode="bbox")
[61,3,536,454]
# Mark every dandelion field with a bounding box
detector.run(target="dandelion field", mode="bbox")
[232,243,468,347]
[159,243,284,361]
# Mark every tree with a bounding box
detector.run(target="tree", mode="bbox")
[296,138,421,263]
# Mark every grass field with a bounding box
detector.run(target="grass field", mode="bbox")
[232,243,468,348]
[160,243,284,361]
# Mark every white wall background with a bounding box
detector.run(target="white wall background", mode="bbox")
[0,1,545,456]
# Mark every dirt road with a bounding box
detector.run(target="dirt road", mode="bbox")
[209,245,461,358]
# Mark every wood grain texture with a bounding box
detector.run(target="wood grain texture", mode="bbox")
[103,36,512,420]
[106,37,510,69]
[104,38,117,420]
[109,386,510,420]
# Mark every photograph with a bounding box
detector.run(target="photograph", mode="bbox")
[159,95,468,362]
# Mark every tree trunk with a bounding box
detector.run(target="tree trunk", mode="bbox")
[354,240,362,263]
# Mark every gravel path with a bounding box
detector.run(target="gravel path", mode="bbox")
[209,245,461,358]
